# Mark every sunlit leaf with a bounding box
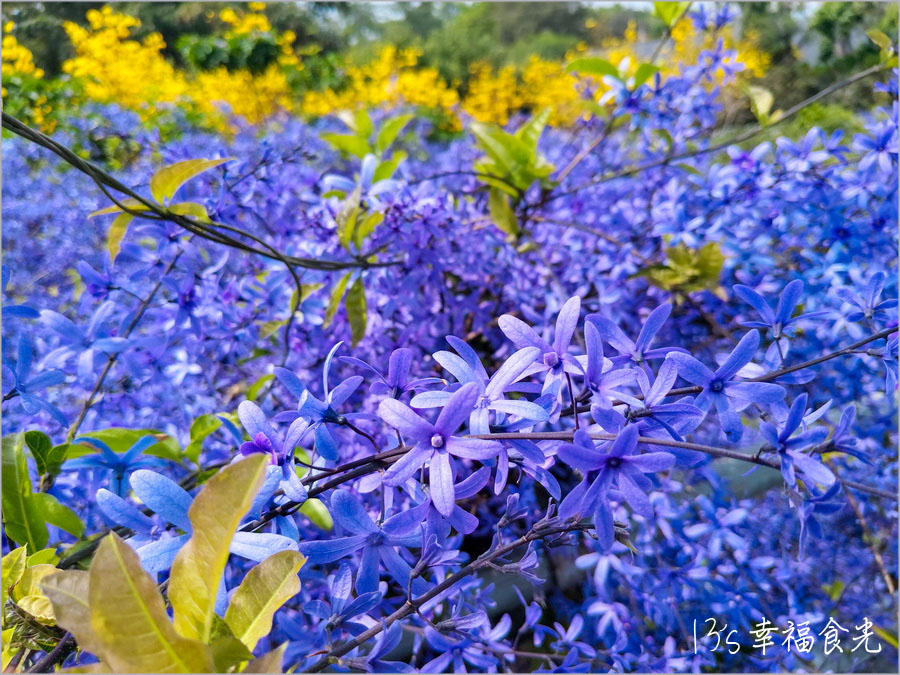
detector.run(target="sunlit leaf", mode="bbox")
[89,534,215,673]
[225,550,305,651]
[2,433,48,551]
[346,277,368,346]
[169,454,269,643]
[107,212,133,262]
[150,158,233,204]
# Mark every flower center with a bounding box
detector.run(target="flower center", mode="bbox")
[710,379,725,393]
[368,532,384,546]
[430,434,444,449]
[607,457,622,469]
[543,352,559,368]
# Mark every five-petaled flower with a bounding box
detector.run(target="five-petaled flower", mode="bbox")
[378,382,501,516]
[666,329,785,442]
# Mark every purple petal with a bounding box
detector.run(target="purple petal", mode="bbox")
[430,451,455,517]
[331,490,379,535]
[485,347,540,398]
[434,382,479,436]
[715,330,760,381]
[382,444,430,486]
[626,451,676,473]
[446,437,501,460]
[498,315,550,351]
[230,531,299,561]
[378,398,434,442]
[634,303,671,353]
[297,535,367,564]
[616,469,653,518]
[666,352,714,386]
[553,296,581,354]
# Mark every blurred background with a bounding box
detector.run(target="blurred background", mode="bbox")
[2,2,896,141]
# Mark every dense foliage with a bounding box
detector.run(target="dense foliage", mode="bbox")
[2,3,898,673]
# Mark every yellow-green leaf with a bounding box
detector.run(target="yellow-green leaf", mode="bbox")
[2,547,27,607]
[107,212,133,262]
[17,594,55,624]
[375,114,413,155]
[169,454,269,643]
[167,201,210,220]
[150,158,233,204]
[42,570,107,657]
[299,498,333,531]
[746,85,775,125]
[488,188,519,238]
[225,550,305,651]
[33,492,85,538]
[89,534,215,673]
[345,278,368,347]
[243,643,287,673]
[88,198,150,218]
[654,1,689,27]
[324,273,352,329]
[321,133,370,159]
[567,57,619,79]
[2,433,48,551]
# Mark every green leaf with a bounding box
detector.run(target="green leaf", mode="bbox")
[373,153,406,183]
[488,188,519,238]
[88,198,150,218]
[13,564,57,602]
[2,433,48,551]
[25,431,67,477]
[336,186,363,251]
[107,212,133,262]
[186,415,223,463]
[515,108,551,154]
[321,133,371,159]
[89,534,216,673]
[299,498,333,531]
[13,564,57,623]
[168,202,211,221]
[169,454,269,643]
[632,63,661,89]
[655,1,689,27]
[354,212,384,249]
[27,548,59,566]
[208,617,254,672]
[246,374,275,403]
[567,57,619,79]
[243,643,286,673]
[867,29,893,51]
[470,122,520,176]
[375,114,413,155]
[2,547,28,607]
[345,278,368,347]
[150,158,233,204]
[746,85,775,125]
[69,428,181,461]
[32,493,85,537]
[42,570,106,658]
[324,273,352,329]
[873,624,899,649]
[225,550,305,651]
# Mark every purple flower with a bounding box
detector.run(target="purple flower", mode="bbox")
[411,344,549,434]
[2,336,67,426]
[665,330,785,442]
[63,434,167,497]
[836,271,895,324]
[586,303,685,368]
[275,342,367,461]
[498,296,582,397]
[557,425,675,549]
[759,393,835,489]
[341,347,442,397]
[378,382,501,516]
[732,279,827,340]
[237,400,309,502]
[296,490,425,595]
